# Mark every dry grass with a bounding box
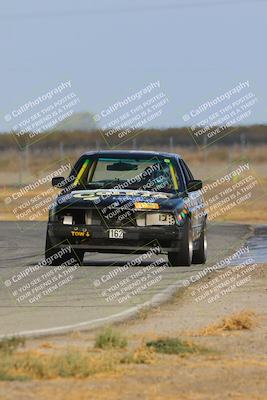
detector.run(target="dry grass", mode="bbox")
[0,347,121,381]
[69,330,83,340]
[192,310,259,336]
[39,342,54,349]
[0,336,25,354]
[0,343,159,381]
[7,348,115,380]
[0,331,207,381]
[218,198,267,222]
[121,346,155,365]
[94,327,128,350]
[136,306,150,320]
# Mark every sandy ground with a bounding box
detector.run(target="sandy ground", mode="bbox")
[0,262,266,400]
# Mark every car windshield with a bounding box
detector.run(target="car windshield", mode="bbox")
[72,156,182,193]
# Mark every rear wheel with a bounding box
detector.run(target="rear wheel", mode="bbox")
[168,219,193,267]
[45,230,84,266]
[192,220,207,264]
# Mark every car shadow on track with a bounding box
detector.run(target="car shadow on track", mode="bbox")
[82,253,168,267]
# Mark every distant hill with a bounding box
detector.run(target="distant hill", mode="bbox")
[53,112,97,131]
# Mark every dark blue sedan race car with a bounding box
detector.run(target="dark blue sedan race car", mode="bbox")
[45,150,207,266]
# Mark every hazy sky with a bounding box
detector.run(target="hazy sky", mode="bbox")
[0,0,266,131]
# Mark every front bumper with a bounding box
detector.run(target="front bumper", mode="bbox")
[47,222,184,253]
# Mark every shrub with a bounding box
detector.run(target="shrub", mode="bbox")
[95,327,127,350]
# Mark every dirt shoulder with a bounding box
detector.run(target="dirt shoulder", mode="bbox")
[0,263,266,400]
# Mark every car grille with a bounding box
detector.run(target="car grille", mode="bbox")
[57,208,175,227]
[58,208,137,227]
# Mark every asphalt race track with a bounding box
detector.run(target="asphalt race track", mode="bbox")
[0,221,251,337]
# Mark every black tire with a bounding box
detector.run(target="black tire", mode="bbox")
[168,219,193,267]
[192,220,207,264]
[45,230,84,266]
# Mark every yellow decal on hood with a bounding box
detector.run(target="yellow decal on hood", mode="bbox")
[134,202,159,210]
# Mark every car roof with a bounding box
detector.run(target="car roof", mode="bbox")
[81,150,181,159]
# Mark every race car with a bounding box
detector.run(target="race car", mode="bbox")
[45,150,207,266]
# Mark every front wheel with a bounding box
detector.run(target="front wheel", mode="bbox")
[168,219,193,267]
[192,220,207,264]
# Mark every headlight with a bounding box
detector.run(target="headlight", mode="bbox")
[63,215,73,225]
[136,212,175,226]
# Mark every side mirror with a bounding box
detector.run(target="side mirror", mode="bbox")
[187,179,202,192]
[52,176,65,188]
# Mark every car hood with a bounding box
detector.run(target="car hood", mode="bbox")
[56,189,185,212]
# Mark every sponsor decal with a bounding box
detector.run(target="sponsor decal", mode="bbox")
[134,202,160,210]
[70,229,90,237]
